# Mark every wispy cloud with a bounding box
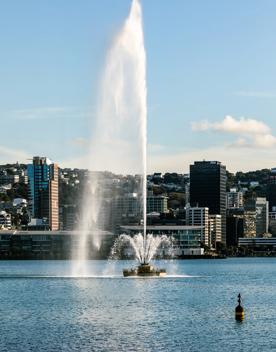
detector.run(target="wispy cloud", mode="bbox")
[192,115,276,149]
[227,135,276,149]
[192,115,270,135]
[235,91,276,98]
[7,106,92,120]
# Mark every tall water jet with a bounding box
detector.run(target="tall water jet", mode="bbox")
[72,0,148,275]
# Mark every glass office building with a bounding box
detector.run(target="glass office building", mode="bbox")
[190,161,227,244]
[28,156,59,230]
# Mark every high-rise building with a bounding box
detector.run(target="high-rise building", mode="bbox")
[190,161,227,243]
[243,199,256,238]
[243,197,269,237]
[267,168,276,212]
[226,208,244,247]
[255,197,269,236]
[28,156,59,230]
[208,214,222,248]
[185,183,190,206]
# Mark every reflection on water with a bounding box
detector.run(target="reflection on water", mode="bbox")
[0,258,276,352]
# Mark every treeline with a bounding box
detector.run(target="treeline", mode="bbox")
[227,169,271,198]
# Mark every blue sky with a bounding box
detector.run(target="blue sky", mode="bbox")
[1,0,276,173]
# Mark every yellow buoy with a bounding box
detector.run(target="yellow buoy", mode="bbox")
[235,293,244,321]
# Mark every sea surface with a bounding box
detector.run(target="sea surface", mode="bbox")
[0,258,275,352]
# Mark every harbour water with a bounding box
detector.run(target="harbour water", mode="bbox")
[0,258,276,351]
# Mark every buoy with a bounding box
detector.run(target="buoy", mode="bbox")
[235,293,244,321]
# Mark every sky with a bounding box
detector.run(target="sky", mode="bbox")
[1,0,276,173]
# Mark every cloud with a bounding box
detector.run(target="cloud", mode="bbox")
[229,135,276,149]
[228,138,251,148]
[7,106,91,120]
[253,133,276,148]
[192,115,270,135]
[192,115,276,149]
[235,91,276,98]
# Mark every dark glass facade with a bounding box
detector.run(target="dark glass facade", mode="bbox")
[28,157,59,230]
[226,209,244,247]
[267,168,276,212]
[190,161,227,243]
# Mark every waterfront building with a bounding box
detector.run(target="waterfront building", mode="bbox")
[28,156,59,231]
[0,230,115,259]
[186,206,209,246]
[190,161,227,243]
[121,225,204,256]
[238,237,276,255]
[0,225,204,259]
[208,214,222,248]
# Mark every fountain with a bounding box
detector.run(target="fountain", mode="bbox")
[111,233,173,276]
[72,0,171,277]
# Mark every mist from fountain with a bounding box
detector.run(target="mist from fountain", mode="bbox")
[72,0,147,275]
[110,233,174,264]
[72,0,173,275]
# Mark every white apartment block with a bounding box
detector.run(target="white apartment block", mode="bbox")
[186,206,209,246]
[208,214,222,248]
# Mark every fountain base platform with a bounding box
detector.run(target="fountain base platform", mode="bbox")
[123,263,166,277]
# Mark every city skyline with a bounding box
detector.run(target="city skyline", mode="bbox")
[1,0,276,173]
[1,2,276,350]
